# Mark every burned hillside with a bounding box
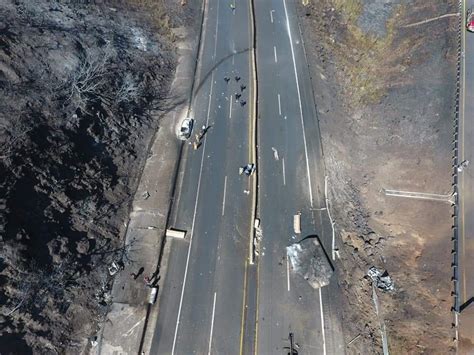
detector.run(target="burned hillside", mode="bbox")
[0,0,196,352]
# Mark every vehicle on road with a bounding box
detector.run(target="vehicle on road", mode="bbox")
[179,117,194,139]
[467,8,474,32]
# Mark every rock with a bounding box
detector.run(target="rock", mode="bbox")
[76,239,90,254]
[287,236,334,289]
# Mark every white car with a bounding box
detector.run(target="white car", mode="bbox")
[179,118,194,139]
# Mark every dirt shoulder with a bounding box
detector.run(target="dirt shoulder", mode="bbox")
[0,0,199,353]
[297,1,456,353]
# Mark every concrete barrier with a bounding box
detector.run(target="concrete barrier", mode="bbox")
[165,228,186,239]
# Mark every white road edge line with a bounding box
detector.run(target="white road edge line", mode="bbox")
[278,93,282,115]
[282,157,286,186]
[172,72,215,355]
[229,94,233,118]
[172,1,220,352]
[208,292,217,355]
[274,45,278,63]
[270,9,274,23]
[282,0,314,208]
[319,288,327,355]
[286,255,290,291]
[222,176,227,216]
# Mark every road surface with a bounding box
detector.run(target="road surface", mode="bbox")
[151,0,345,353]
[459,0,474,350]
[254,0,344,353]
[150,0,255,353]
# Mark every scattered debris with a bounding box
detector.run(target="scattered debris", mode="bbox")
[293,212,301,234]
[367,266,394,292]
[108,261,124,276]
[458,159,469,172]
[272,147,279,160]
[239,163,256,176]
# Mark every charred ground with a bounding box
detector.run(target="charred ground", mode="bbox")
[0,0,198,353]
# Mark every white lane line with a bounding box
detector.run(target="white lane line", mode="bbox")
[270,9,274,23]
[282,157,286,186]
[222,176,227,216]
[229,94,233,118]
[212,1,220,60]
[286,256,290,291]
[274,46,278,63]
[232,41,235,65]
[319,288,327,355]
[278,93,282,115]
[282,0,314,208]
[208,292,217,355]
[171,74,216,355]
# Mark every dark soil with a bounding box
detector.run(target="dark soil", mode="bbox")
[0,0,199,353]
[297,0,456,353]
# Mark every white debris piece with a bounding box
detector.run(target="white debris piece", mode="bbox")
[271,147,279,161]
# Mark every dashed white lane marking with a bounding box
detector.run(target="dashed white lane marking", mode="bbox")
[278,93,282,115]
[274,45,278,63]
[282,157,286,186]
[222,176,227,216]
[282,0,313,208]
[286,255,290,291]
[208,292,217,355]
[270,9,275,23]
[229,94,233,118]
[232,41,235,65]
[212,1,220,60]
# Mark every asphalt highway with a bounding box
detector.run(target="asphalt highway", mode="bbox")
[459,0,474,349]
[254,0,344,353]
[150,0,254,353]
[151,0,346,353]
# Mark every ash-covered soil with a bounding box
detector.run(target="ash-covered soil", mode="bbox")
[298,0,456,353]
[0,0,198,353]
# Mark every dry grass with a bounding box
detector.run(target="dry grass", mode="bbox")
[328,1,407,106]
[128,0,174,38]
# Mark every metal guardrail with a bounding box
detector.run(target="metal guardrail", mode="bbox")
[451,0,463,345]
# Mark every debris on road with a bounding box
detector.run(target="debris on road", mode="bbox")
[458,159,469,172]
[271,147,279,160]
[166,228,187,239]
[286,236,333,289]
[367,266,394,292]
[108,261,124,276]
[239,163,256,176]
[293,212,301,234]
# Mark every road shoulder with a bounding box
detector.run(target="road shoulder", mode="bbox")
[92,19,202,355]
